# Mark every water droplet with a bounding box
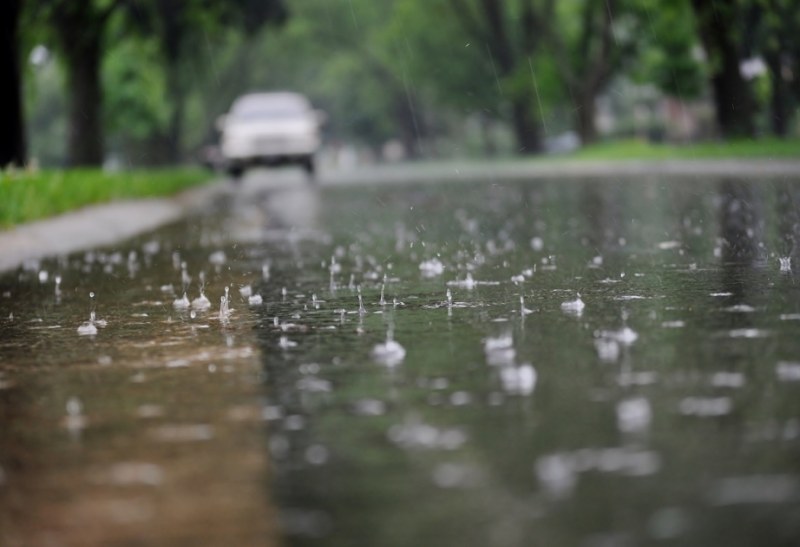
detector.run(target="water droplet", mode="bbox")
[357,286,366,314]
[616,397,652,433]
[419,257,445,277]
[66,397,82,416]
[679,396,732,416]
[371,330,405,367]
[776,361,800,382]
[560,293,585,315]
[500,364,537,395]
[647,507,689,540]
[173,292,190,310]
[305,444,329,466]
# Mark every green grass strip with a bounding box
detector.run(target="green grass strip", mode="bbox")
[0,168,211,228]
[565,138,800,161]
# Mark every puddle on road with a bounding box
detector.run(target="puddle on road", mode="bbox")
[3,175,800,546]
[0,204,278,545]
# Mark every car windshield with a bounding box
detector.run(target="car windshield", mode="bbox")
[231,95,309,121]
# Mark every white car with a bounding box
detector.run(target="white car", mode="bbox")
[218,92,323,178]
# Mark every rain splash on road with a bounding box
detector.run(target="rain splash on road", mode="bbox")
[2,173,800,546]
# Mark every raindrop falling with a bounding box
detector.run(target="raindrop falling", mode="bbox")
[358,286,366,315]
[181,261,191,289]
[64,396,87,435]
[219,287,231,323]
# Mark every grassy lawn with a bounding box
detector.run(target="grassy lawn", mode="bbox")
[564,138,800,161]
[0,168,211,228]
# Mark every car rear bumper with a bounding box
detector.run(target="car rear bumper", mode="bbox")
[227,154,312,167]
[222,136,319,160]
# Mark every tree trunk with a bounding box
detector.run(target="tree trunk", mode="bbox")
[160,0,185,164]
[394,88,424,159]
[165,72,185,163]
[765,50,790,138]
[479,114,497,157]
[62,30,104,166]
[710,55,756,138]
[690,0,756,139]
[0,0,26,167]
[510,100,542,154]
[576,92,597,145]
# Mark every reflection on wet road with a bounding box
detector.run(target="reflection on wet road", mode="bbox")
[3,171,800,546]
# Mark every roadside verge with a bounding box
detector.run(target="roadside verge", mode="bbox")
[0,180,225,273]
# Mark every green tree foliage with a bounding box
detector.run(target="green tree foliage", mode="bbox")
[209,0,434,157]
[17,0,799,168]
[633,0,705,100]
[385,0,519,155]
[437,0,556,153]
[21,0,285,167]
[155,0,284,162]
[545,0,647,143]
[103,38,171,162]
[26,0,124,166]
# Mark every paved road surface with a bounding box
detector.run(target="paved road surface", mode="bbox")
[2,159,799,273]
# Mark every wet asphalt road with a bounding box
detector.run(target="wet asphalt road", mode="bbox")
[3,165,800,546]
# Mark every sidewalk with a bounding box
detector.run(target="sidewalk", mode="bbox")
[0,180,226,273]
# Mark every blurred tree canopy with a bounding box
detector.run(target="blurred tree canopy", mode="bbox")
[18,0,285,167]
[5,0,799,168]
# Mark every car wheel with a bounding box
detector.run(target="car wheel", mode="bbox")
[301,156,315,181]
[227,164,244,180]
